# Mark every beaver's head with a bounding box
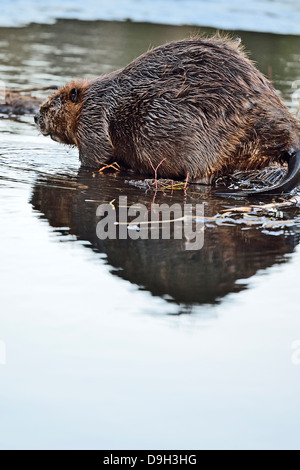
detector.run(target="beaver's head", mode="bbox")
[35,80,86,146]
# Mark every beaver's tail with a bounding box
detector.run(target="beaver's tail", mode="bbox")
[217,150,300,197]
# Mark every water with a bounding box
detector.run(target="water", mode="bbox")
[1,17,300,450]
[1,0,300,35]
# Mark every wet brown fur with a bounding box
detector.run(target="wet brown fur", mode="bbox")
[36,36,300,183]
[36,79,87,145]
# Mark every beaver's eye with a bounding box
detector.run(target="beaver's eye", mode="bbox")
[50,101,56,108]
[69,88,78,103]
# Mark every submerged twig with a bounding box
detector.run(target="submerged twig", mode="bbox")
[183,172,189,196]
[148,157,167,191]
[221,195,300,214]
[98,162,121,173]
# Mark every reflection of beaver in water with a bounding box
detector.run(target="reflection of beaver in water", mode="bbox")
[30,171,300,305]
[35,36,300,195]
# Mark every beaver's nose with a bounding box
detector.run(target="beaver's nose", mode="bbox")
[34,113,39,124]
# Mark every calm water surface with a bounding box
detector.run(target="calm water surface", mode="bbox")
[1,0,300,35]
[1,20,300,449]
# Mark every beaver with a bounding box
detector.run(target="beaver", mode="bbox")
[35,36,300,195]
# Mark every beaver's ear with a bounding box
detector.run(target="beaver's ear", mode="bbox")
[69,88,78,103]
